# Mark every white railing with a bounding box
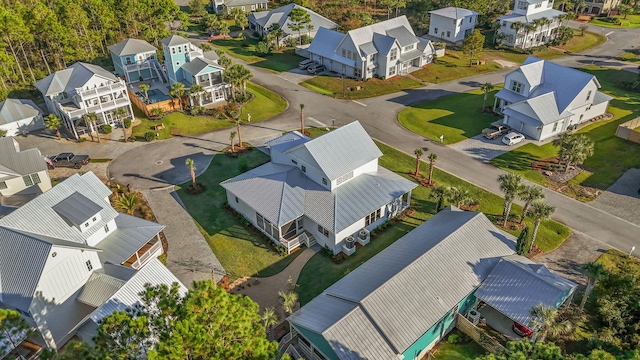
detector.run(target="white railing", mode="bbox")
[187,49,204,61]
[66,97,130,119]
[125,61,151,72]
[278,332,293,353]
[76,81,127,100]
[280,235,302,254]
[131,239,163,269]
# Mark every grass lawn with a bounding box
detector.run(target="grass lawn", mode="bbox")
[561,30,608,54]
[491,67,640,192]
[300,75,423,99]
[617,50,640,63]
[212,36,304,72]
[131,82,286,140]
[590,14,640,28]
[397,87,502,144]
[297,141,570,304]
[177,149,303,281]
[411,50,503,83]
[432,335,487,359]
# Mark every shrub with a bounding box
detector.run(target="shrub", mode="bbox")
[255,41,271,56]
[102,124,112,134]
[447,333,461,344]
[144,131,156,142]
[300,34,313,45]
[150,107,164,119]
[123,118,132,128]
[284,37,297,47]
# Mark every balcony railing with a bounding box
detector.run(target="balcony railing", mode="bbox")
[280,233,304,254]
[131,238,163,269]
[124,61,151,72]
[63,97,130,119]
[76,81,127,100]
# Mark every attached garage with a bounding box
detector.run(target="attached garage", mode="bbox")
[0,99,44,137]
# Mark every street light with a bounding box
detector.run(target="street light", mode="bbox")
[331,118,335,128]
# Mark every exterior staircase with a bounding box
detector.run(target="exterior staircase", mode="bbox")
[304,231,316,247]
[153,60,168,84]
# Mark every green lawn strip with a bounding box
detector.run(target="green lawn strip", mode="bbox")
[590,14,640,28]
[212,36,303,72]
[397,87,502,144]
[411,50,503,83]
[240,82,288,121]
[297,141,569,304]
[433,335,488,359]
[617,51,640,63]
[300,75,423,100]
[489,143,557,186]
[561,30,607,54]
[177,149,302,281]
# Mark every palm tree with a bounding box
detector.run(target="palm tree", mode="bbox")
[519,185,545,223]
[523,23,536,49]
[498,173,523,227]
[511,22,524,48]
[189,84,205,107]
[480,83,495,111]
[44,114,62,140]
[430,186,451,212]
[169,82,186,111]
[278,291,298,316]
[267,23,284,48]
[300,103,305,134]
[139,83,150,104]
[114,193,138,215]
[83,112,100,143]
[225,64,253,99]
[449,187,474,208]
[185,158,197,188]
[413,148,423,176]
[529,201,555,252]
[229,131,237,152]
[235,119,243,148]
[530,303,572,342]
[580,262,606,311]
[532,18,546,46]
[574,0,587,14]
[427,153,437,186]
[262,307,279,340]
[113,107,128,141]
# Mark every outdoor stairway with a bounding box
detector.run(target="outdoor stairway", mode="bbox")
[154,61,168,84]
[304,231,316,247]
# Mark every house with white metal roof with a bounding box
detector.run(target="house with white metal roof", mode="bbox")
[0,172,183,350]
[493,56,612,140]
[248,4,338,43]
[0,99,44,137]
[108,38,166,84]
[306,16,435,80]
[212,0,268,14]
[221,121,417,255]
[283,207,577,360]
[0,137,51,201]
[428,7,478,43]
[35,62,135,139]
[496,0,565,49]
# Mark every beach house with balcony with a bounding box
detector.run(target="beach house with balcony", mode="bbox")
[0,171,183,351]
[108,38,167,84]
[221,121,417,255]
[496,0,565,49]
[35,62,134,139]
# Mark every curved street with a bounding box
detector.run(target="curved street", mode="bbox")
[109,22,640,253]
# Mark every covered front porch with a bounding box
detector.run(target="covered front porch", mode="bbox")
[123,234,164,269]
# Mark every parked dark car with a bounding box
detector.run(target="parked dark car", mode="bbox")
[47,153,90,169]
[307,64,326,74]
[513,322,533,337]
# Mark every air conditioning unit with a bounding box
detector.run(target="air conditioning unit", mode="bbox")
[467,309,481,326]
[344,236,355,249]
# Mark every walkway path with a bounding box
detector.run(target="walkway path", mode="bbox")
[142,187,226,288]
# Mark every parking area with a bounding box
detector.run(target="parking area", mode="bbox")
[277,67,317,84]
[449,133,534,162]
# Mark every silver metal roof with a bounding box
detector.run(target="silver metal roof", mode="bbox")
[498,9,565,24]
[429,7,477,19]
[0,137,47,176]
[203,50,220,62]
[505,92,573,125]
[358,42,378,56]
[160,35,190,47]
[475,255,577,327]
[289,208,517,358]
[97,214,165,265]
[385,26,418,47]
[52,192,104,227]
[0,99,41,125]
[307,28,356,67]
[225,0,266,6]
[180,57,225,77]
[342,16,414,53]
[249,4,338,37]
[76,272,125,307]
[107,38,156,57]
[35,62,118,97]
[266,131,310,153]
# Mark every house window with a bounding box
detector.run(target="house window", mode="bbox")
[446,31,451,37]
[586,90,592,101]
[22,175,33,187]
[434,27,438,34]
[92,217,97,222]
[256,213,279,239]
[301,165,306,172]
[322,178,327,185]
[517,1,528,9]
[85,222,89,228]
[336,171,353,185]
[535,2,542,7]
[470,17,473,23]
[369,54,375,62]
[511,81,523,94]
[86,260,93,271]
[235,196,239,203]
[171,47,176,54]
[0,181,6,190]
[291,159,298,165]
[389,66,396,77]
[355,68,362,78]
[390,49,398,61]
[553,122,558,132]
[251,5,255,10]
[502,21,507,27]
[347,50,352,59]
[176,61,180,66]
[342,49,346,57]
[104,224,109,233]
[365,208,382,226]
[31,173,41,184]
[352,52,357,60]
[178,46,182,53]
[317,224,329,237]
[184,45,187,52]
[403,44,414,52]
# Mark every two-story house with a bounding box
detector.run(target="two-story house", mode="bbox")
[582,0,621,15]
[496,0,565,49]
[306,16,435,80]
[0,98,44,137]
[249,4,338,42]
[428,7,479,44]
[0,172,183,350]
[35,62,135,139]
[108,38,167,84]
[211,0,268,14]
[0,136,51,203]
[221,122,417,255]
[161,35,230,106]
[493,56,612,140]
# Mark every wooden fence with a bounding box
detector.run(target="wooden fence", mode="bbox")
[128,91,179,117]
[615,117,640,144]
[455,313,506,354]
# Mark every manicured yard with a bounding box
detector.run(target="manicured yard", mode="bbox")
[431,335,487,359]
[617,50,640,63]
[177,149,304,281]
[300,75,423,99]
[411,50,503,83]
[397,87,502,144]
[212,36,304,72]
[297,141,570,304]
[590,14,640,28]
[491,67,640,191]
[240,82,288,121]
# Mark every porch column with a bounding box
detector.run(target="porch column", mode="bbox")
[407,190,412,207]
[493,96,498,112]
[135,250,140,265]
[128,103,135,122]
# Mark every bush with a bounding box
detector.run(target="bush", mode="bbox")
[123,118,132,128]
[447,333,461,344]
[144,131,156,142]
[284,37,297,47]
[102,124,112,134]
[300,34,313,45]
[255,41,271,56]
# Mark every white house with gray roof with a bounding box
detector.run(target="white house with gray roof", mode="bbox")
[497,0,565,49]
[221,121,417,255]
[284,207,576,360]
[35,62,135,139]
[248,4,338,42]
[428,7,478,43]
[306,16,435,80]
[0,172,184,351]
[0,99,44,137]
[494,56,612,140]
[0,137,51,200]
[212,0,268,14]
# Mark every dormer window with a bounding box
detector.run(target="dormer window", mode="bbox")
[511,81,523,94]
[52,192,103,233]
[534,2,542,7]
[517,1,528,9]
[403,44,414,52]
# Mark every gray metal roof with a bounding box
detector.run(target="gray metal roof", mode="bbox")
[52,192,104,227]
[307,28,356,67]
[475,255,577,327]
[429,7,478,19]
[180,57,225,77]
[203,50,220,62]
[0,137,47,176]
[285,121,383,181]
[386,26,418,47]
[593,91,613,105]
[497,9,565,24]
[35,62,118,97]
[341,16,415,54]
[358,42,378,56]
[97,214,164,265]
[0,99,41,125]
[266,131,310,153]
[76,272,125,307]
[289,208,517,358]
[0,172,118,245]
[249,4,338,37]
[160,35,191,47]
[107,38,156,57]
[225,0,265,6]
[505,92,573,125]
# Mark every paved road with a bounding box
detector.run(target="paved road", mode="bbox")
[110,22,640,253]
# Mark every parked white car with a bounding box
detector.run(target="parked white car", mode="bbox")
[502,132,525,146]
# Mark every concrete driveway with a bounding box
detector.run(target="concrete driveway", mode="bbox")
[277,68,315,85]
[449,134,533,162]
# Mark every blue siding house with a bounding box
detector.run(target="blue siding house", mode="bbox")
[108,39,164,83]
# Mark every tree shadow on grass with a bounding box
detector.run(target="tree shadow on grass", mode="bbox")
[491,150,539,172]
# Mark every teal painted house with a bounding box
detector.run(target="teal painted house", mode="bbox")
[285,207,577,360]
[108,39,164,83]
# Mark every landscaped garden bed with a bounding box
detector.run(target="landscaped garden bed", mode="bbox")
[300,75,423,100]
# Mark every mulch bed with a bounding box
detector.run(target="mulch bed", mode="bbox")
[185,184,207,194]
[225,144,253,157]
[410,173,438,188]
[532,156,602,201]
